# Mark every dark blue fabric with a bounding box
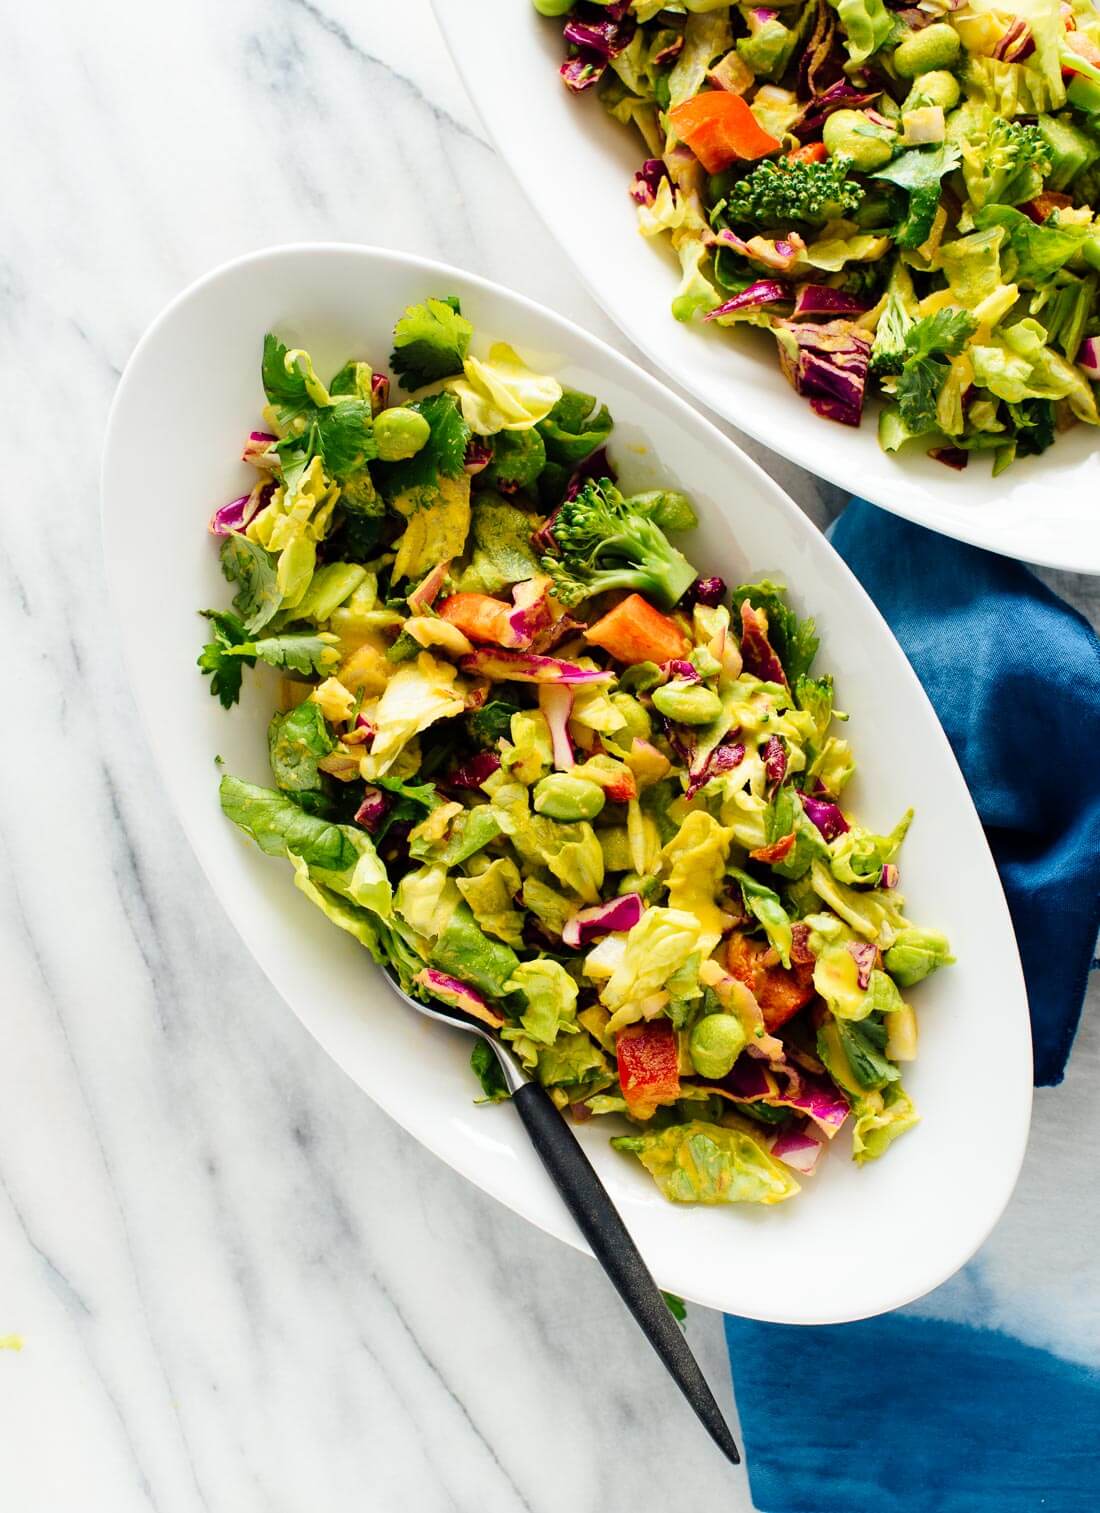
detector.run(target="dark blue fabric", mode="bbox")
[726,502,1100,1513]
[724,1311,1100,1513]
[831,500,1100,1086]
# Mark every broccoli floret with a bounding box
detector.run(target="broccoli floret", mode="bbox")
[723,154,865,229]
[541,479,699,609]
[963,117,1052,209]
[869,264,920,378]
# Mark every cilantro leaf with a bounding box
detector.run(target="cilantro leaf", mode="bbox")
[220,533,281,634]
[373,775,442,839]
[390,296,473,391]
[375,392,471,501]
[261,332,311,414]
[904,309,977,361]
[894,309,978,433]
[276,397,378,481]
[872,144,960,253]
[198,611,254,709]
[730,580,819,685]
[199,611,338,707]
[245,631,340,677]
[896,356,945,432]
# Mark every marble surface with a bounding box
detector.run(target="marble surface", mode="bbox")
[3,3,1098,1509]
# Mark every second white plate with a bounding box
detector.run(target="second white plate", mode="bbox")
[434,0,1100,574]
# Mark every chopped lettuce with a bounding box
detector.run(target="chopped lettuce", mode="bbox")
[612,1121,800,1204]
[449,343,563,435]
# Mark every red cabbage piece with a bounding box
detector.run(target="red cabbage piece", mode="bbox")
[774,319,871,428]
[1077,336,1100,374]
[881,862,899,890]
[929,446,968,471]
[464,437,493,475]
[704,280,790,322]
[722,1055,774,1100]
[407,559,451,614]
[539,684,575,770]
[663,658,700,683]
[685,739,745,799]
[771,1125,823,1173]
[797,1,842,98]
[688,575,727,608]
[242,431,277,467]
[848,941,878,991]
[792,284,872,319]
[780,1072,850,1136]
[414,969,504,1028]
[562,6,636,58]
[992,18,1034,60]
[209,483,272,536]
[801,791,849,841]
[798,81,881,136]
[355,786,390,832]
[652,32,684,66]
[739,600,787,685]
[370,372,390,414]
[560,54,606,92]
[561,893,644,948]
[762,734,787,787]
[447,751,502,790]
[630,159,671,208]
[712,228,807,272]
[504,578,554,650]
[460,649,614,685]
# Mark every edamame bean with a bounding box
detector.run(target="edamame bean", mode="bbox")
[893,23,961,79]
[689,1013,748,1081]
[374,407,430,461]
[903,68,960,113]
[532,0,573,14]
[610,692,652,743]
[617,872,661,903]
[533,773,606,822]
[822,110,897,171]
[652,679,723,725]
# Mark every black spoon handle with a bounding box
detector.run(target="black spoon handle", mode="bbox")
[511,1080,741,1466]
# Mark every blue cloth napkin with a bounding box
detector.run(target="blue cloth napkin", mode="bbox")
[726,501,1100,1513]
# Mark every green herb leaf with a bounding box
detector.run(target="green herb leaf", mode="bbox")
[390,296,473,390]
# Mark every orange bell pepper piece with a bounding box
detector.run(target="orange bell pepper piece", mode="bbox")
[668,91,780,174]
[584,593,690,666]
[616,1021,681,1119]
[437,592,512,646]
[788,142,829,164]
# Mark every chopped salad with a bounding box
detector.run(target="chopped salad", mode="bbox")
[200,296,953,1208]
[537,0,1100,472]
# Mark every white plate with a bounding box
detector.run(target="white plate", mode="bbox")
[102,244,1031,1323]
[434,0,1100,575]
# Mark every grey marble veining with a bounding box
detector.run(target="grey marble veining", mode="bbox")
[2,3,1097,1510]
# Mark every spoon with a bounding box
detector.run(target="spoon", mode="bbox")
[381,970,741,1466]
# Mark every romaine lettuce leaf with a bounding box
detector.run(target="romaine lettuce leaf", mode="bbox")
[449,343,562,435]
[661,810,734,954]
[851,1083,919,1162]
[457,858,525,947]
[727,867,793,967]
[360,653,467,779]
[612,1120,800,1204]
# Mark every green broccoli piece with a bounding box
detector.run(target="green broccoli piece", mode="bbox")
[723,154,865,229]
[966,118,1052,209]
[870,263,920,377]
[541,479,699,609]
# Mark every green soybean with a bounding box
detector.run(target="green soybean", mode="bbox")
[617,872,662,903]
[903,69,960,113]
[822,110,897,171]
[610,692,652,744]
[533,773,606,822]
[374,407,430,461]
[689,1013,748,1081]
[652,679,723,726]
[893,23,961,79]
[532,0,573,14]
